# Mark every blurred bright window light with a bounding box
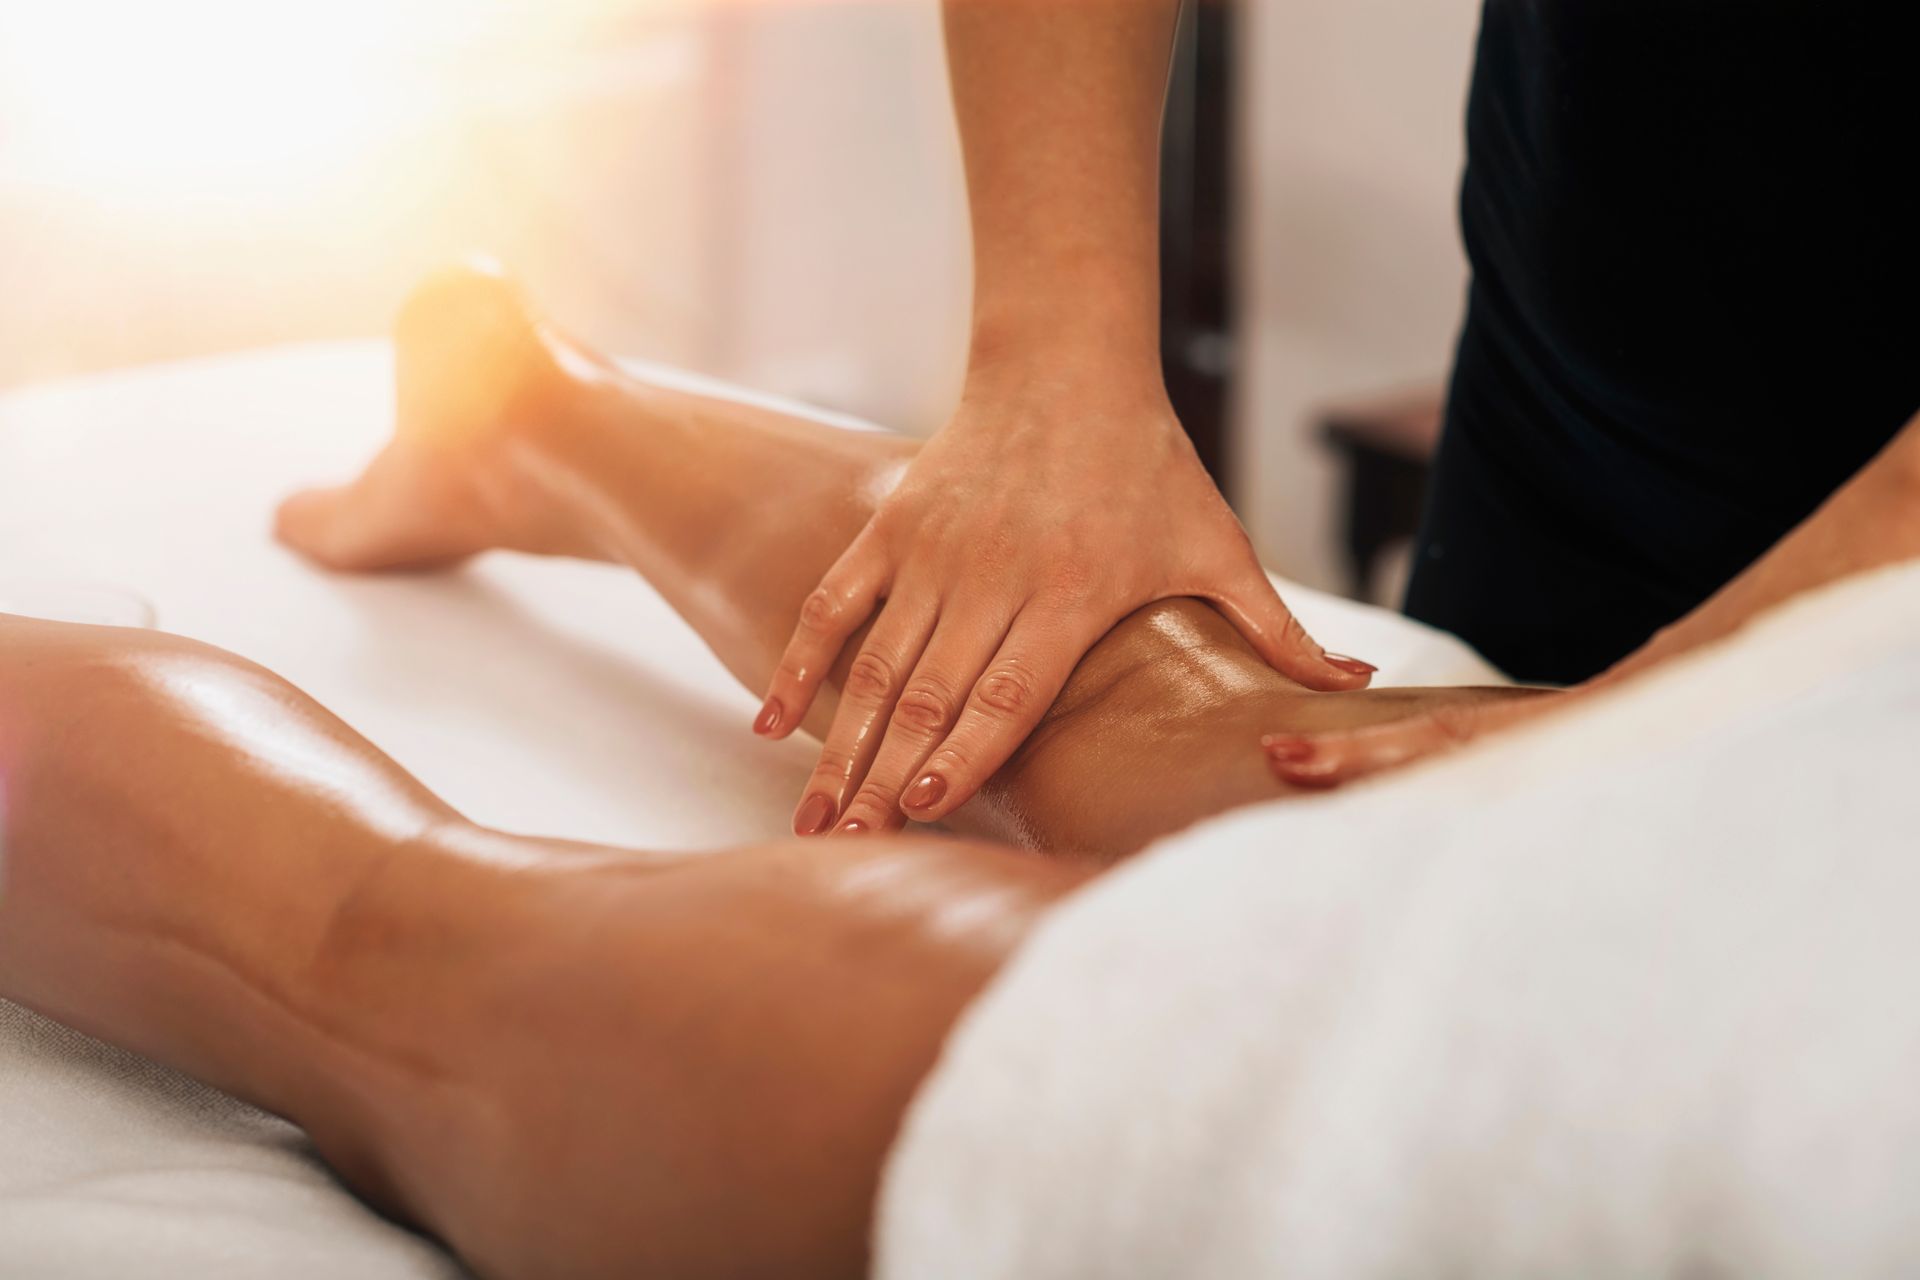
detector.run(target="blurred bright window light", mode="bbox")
[0,0,690,197]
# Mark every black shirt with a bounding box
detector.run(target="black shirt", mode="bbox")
[1405,1,1919,683]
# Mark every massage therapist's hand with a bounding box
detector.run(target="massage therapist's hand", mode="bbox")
[1266,404,1920,791]
[758,360,1377,837]
[1264,689,1572,791]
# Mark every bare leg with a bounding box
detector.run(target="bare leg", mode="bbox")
[277,267,1536,855]
[275,266,909,708]
[0,613,1083,1277]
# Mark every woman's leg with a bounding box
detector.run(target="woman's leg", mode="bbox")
[0,613,1084,1277]
[275,265,912,722]
[275,266,1535,856]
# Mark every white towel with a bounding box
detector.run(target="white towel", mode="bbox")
[0,998,460,1278]
[879,562,1920,1279]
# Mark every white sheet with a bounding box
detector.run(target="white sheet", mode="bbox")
[0,342,1489,1276]
[879,561,1920,1278]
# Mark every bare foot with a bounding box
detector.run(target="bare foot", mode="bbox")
[275,262,565,572]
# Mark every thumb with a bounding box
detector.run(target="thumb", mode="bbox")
[1208,562,1376,692]
[1265,690,1563,789]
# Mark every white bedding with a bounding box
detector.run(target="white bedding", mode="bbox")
[0,342,1492,1277]
[879,561,1920,1278]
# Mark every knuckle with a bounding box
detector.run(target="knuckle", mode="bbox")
[809,752,853,786]
[1043,557,1098,601]
[848,783,899,817]
[892,681,956,734]
[843,650,899,701]
[973,663,1040,719]
[974,527,1017,566]
[928,743,974,783]
[1278,610,1310,648]
[1322,741,1363,773]
[799,587,846,635]
[1429,707,1478,744]
[867,501,904,536]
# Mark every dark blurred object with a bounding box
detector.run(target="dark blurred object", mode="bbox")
[1318,385,1445,603]
[1159,0,1236,488]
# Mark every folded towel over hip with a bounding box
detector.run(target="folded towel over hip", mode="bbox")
[879,562,1920,1279]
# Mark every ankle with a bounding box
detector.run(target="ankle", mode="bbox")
[464,371,614,560]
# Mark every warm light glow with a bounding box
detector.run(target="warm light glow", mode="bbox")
[0,0,663,198]
[0,0,707,388]
[4,3,404,194]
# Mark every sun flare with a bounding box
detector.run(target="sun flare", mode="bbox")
[0,0,656,198]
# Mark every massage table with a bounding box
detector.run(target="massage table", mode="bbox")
[0,343,1498,1276]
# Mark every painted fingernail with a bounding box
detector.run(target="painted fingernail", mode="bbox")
[753,698,784,736]
[839,819,867,836]
[1324,653,1378,676]
[903,773,947,812]
[793,793,836,836]
[1262,735,1316,764]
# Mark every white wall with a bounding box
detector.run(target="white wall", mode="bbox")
[0,0,971,437]
[700,0,1492,576]
[1235,0,1484,592]
[0,0,1484,603]
[709,0,1493,585]
[702,0,971,435]
[0,4,719,386]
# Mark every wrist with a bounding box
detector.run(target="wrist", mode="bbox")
[476,375,626,562]
[955,356,1176,439]
[966,265,1163,391]
[961,325,1169,411]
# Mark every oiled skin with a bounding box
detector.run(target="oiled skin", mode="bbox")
[0,272,1539,1280]
[278,268,1537,857]
[0,613,1082,1278]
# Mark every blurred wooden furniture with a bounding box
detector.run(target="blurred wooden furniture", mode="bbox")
[1317,384,1446,603]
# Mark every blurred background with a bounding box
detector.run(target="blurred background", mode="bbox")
[0,0,1481,598]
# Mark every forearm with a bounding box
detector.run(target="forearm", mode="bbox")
[1605,410,1920,683]
[945,0,1179,375]
[1257,418,1920,792]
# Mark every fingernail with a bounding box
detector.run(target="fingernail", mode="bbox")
[838,819,867,836]
[793,793,835,836]
[903,773,947,812]
[753,698,784,736]
[1324,653,1378,677]
[1262,735,1316,764]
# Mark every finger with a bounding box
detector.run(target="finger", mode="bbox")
[1262,695,1546,789]
[757,534,888,741]
[1207,561,1377,693]
[789,593,938,836]
[895,606,1093,824]
[1262,718,1461,789]
[833,603,1020,834]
